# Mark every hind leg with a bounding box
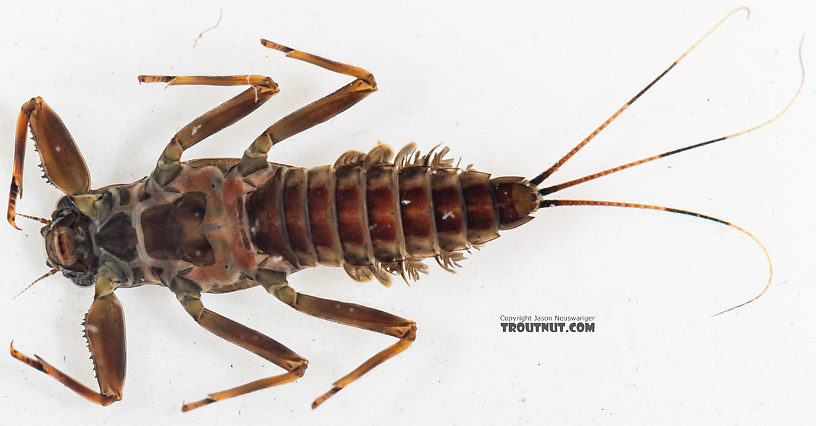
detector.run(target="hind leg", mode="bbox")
[256,270,415,408]
[237,40,378,175]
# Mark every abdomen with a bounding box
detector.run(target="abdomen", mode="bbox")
[244,144,538,285]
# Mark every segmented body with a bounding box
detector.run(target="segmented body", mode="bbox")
[79,144,538,292]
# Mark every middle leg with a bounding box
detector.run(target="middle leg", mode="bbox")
[138,74,280,185]
[171,276,308,411]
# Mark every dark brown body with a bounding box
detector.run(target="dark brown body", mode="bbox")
[90,145,539,293]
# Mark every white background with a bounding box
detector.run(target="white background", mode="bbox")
[1,1,815,424]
